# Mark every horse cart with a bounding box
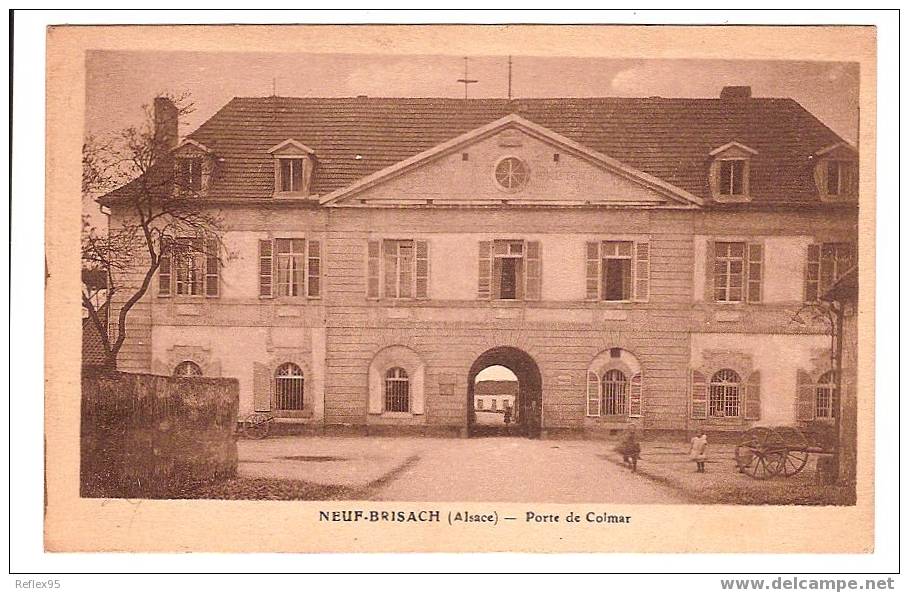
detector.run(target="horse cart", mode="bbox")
[734,424,836,480]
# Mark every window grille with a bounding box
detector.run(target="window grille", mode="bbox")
[173,360,203,377]
[601,369,628,415]
[709,369,741,417]
[815,370,837,419]
[274,362,305,411]
[384,367,410,412]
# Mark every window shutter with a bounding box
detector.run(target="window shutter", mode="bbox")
[307,240,321,297]
[704,240,716,302]
[204,239,219,297]
[708,160,721,197]
[367,240,380,298]
[634,242,650,302]
[258,240,273,297]
[690,370,707,419]
[478,241,492,299]
[415,240,429,299]
[525,240,542,300]
[158,243,172,297]
[586,371,600,417]
[629,372,643,418]
[805,243,821,302]
[746,243,763,303]
[585,241,601,300]
[796,370,816,421]
[383,240,397,298]
[253,362,272,412]
[744,370,761,420]
[813,161,828,197]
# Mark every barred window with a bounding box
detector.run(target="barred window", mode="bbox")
[173,360,203,377]
[601,369,628,415]
[384,367,410,412]
[709,369,741,417]
[274,362,305,411]
[816,371,837,419]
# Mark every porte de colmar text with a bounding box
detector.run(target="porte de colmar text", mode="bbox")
[100,87,858,438]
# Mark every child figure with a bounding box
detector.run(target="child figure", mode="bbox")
[689,431,708,473]
[616,427,642,471]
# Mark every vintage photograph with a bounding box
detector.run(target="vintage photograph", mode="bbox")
[78,48,861,507]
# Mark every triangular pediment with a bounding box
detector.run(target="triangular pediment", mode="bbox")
[320,114,703,208]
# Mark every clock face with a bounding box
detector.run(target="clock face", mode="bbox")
[494,157,529,191]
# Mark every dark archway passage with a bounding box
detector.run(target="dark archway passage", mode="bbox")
[467,347,542,438]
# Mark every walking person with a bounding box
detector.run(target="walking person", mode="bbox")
[616,426,641,472]
[690,431,708,473]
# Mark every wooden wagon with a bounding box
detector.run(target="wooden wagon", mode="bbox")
[734,424,836,480]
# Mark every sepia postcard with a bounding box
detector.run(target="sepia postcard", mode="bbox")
[44,23,876,554]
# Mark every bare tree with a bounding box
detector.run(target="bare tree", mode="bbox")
[82,93,223,369]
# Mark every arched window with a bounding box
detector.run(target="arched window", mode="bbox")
[274,362,305,411]
[384,367,410,412]
[601,369,628,416]
[173,360,203,377]
[816,371,837,419]
[709,369,741,417]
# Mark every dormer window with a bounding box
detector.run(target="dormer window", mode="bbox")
[814,143,858,201]
[719,160,747,196]
[709,142,757,202]
[279,158,304,193]
[268,139,316,197]
[171,139,214,196]
[175,157,203,193]
[825,159,857,197]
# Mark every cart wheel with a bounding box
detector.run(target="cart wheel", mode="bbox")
[774,426,810,476]
[244,413,271,440]
[735,427,786,479]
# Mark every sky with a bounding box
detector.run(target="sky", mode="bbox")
[86,51,859,142]
[83,51,859,223]
[476,365,518,383]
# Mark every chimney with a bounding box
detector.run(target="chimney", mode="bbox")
[720,86,752,100]
[153,96,179,154]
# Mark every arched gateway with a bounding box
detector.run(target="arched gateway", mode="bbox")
[467,347,542,438]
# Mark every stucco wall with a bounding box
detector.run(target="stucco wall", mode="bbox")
[351,128,671,205]
[690,332,831,425]
[151,324,326,418]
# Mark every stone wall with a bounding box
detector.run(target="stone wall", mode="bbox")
[81,370,239,498]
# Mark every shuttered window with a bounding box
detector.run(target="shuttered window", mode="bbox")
[712,241,763,303]
[159,237,219,298]
[274,362,305,411]
[601,369,628,416]
[815,371,837,419]
[258,238,321,299]
[477,239,541,301]
[585,240,650,302]
[371,239,430,299]
[709,369,741,417]
[805,242,856,302]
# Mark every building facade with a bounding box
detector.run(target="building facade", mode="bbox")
[103,89,859,437]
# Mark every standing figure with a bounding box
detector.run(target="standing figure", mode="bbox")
[616,427,642,471]
[690,431,708,473]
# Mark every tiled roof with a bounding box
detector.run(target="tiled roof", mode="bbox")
[475,380,519,396]
[186,96,847,204]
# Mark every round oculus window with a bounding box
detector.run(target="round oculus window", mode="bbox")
[494,157,529,191]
